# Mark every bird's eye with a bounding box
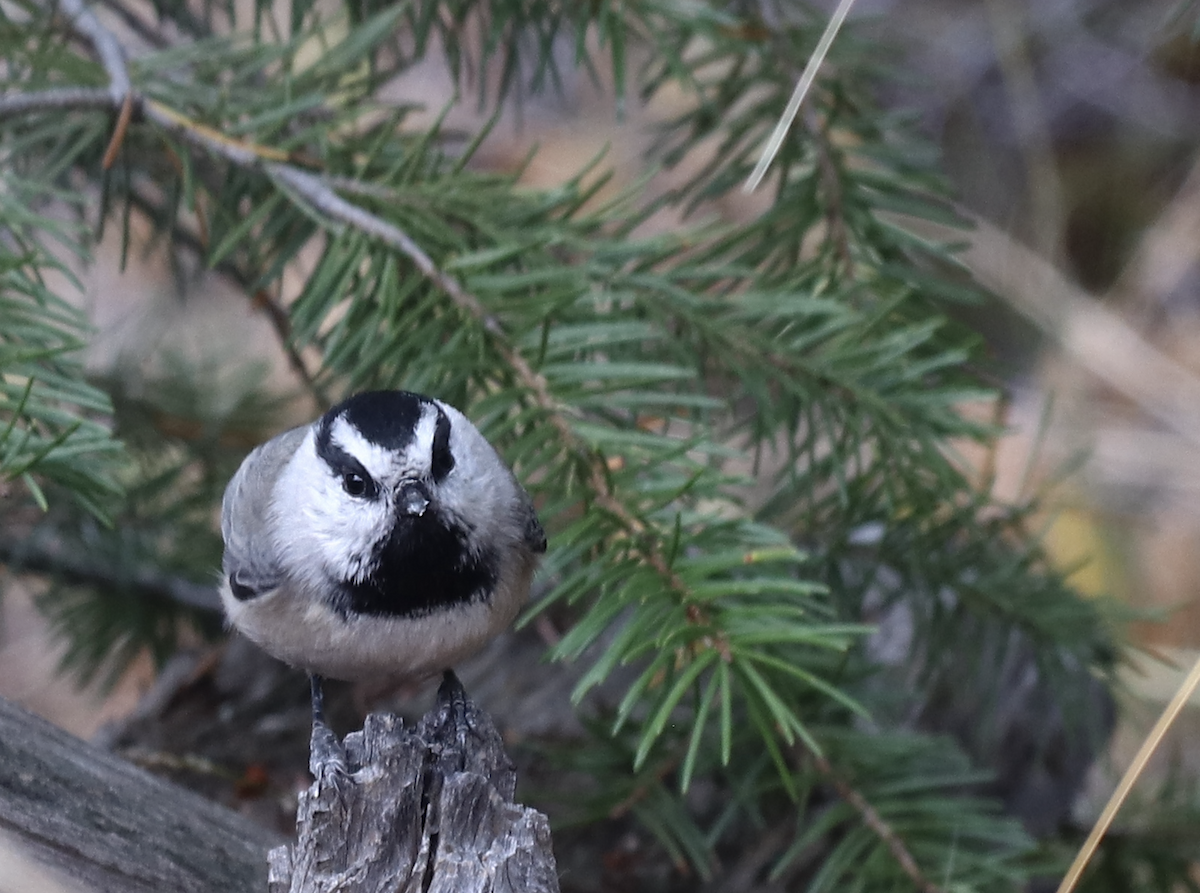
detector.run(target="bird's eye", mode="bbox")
[342,472,369,498]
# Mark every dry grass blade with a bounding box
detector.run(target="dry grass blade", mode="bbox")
[743,0,858,193]
[1056,653,1200,893]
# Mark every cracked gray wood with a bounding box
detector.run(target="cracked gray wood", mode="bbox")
[0,696,279,893]
[270,688,559,893]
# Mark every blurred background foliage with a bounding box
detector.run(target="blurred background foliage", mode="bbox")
[2,0,1200,890]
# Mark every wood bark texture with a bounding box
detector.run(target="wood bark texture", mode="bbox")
[0,696,279,893]
[269,690,560,893]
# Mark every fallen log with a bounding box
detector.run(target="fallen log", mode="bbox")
[0,696,278,892]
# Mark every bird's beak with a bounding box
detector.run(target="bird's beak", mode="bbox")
[397,481,430,517]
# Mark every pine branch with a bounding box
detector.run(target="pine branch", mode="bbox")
[0,233,123,519]
[1,3,1131,887]
[0,27,696,618]
[0,94,329,409]
[808,749,945,893]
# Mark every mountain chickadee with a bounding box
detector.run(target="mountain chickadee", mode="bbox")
[219,390,546,763]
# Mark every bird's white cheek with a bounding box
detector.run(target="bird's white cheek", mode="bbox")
[276,495,390,587]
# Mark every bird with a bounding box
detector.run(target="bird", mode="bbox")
[218,390,546,768]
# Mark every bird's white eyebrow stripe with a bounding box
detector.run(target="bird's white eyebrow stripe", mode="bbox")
[331,417,393,483]
[327,409,439,485]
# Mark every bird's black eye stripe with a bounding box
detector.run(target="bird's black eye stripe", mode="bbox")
[431,408,454,483]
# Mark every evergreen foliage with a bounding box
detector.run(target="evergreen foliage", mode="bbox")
[0,0,1189,889]
[0,172,123,516]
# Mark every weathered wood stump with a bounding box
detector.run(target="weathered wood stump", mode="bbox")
[269,680,560,893]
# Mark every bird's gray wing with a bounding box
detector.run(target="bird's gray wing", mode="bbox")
[517,486,547,554]
[221,425,309,600]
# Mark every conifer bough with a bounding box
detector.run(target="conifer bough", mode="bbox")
[0,0,1136,889]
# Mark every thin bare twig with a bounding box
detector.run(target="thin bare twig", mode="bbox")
[263,165,506,336]
[253,287,332,412]
[809,750,946,893]
[140,99,280,167]
[0,87,112,120]
[53,0,131,105]
[760,23,853,279]
[0,533,220,611]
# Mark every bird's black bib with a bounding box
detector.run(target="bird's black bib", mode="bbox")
[332,513,499,619]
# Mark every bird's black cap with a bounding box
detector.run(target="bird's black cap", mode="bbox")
[320,391,456,485]
[324,390,431,450]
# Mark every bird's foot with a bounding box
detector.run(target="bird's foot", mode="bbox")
[309,674,347,777]
[436,669,471,771]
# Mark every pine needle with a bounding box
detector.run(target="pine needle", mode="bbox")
[743,0,858,194]
[1056,651,1200,893]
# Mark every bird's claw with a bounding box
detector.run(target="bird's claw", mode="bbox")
[309,674,347,776]
[437,669,471,770]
